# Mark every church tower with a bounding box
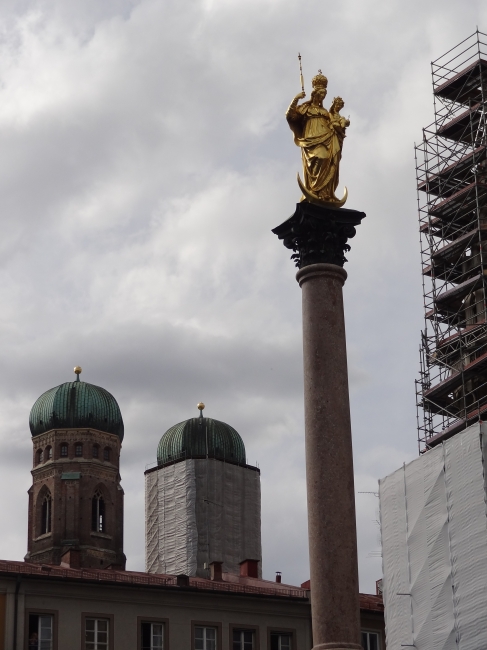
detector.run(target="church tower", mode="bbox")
[25,367,126,569]
[145,404,261,578]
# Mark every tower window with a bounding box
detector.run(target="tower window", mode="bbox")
[60,443,68,457]
[44,446,52,462]
[35,449,43,465]
[75,443,83,457]
[92,445,99,459]
[92,490,106,533]
[41,492,52,535]
[103,447,111,461]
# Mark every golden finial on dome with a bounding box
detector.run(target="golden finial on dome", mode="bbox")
[197,402,205,411]
[74,366,82,375]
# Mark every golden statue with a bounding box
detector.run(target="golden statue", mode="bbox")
[286,69,350,207]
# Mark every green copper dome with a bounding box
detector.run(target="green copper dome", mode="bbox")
[29,376,124,440]
[157,416,246,466]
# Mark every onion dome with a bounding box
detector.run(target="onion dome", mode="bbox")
[29,367,124,440]
[157,403,246,466]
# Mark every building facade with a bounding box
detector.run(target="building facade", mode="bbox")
[0,560,384,650]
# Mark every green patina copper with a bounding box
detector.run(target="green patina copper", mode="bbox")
[157,417,246,466]
[29,380,124,440]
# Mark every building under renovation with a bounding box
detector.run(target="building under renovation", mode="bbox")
[416,30,487,451]
[380,30,487,650]
[145,406,262,578]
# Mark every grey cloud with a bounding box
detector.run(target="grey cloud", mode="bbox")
[0,0,485,592]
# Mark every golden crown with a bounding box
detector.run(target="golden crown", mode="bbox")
[312,70,328,90]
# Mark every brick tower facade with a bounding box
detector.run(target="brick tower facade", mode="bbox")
[25,369,126,569]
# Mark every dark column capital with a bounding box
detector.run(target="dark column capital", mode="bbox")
[272,201,366,268]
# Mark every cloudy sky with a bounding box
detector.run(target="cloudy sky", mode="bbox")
[0,0,485,593]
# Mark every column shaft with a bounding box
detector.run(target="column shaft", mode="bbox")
[297,263,361,650]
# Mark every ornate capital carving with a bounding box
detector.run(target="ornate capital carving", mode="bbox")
[272,202,365,268]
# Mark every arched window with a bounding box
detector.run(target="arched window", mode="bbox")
[103,447,111,462]
[92,444,99,459]
[41,492,52,535]
[44,446,52,462]
[35,449,43,465]
[91,490,105,533]
[60,443,68,457]
[75,443,83,457]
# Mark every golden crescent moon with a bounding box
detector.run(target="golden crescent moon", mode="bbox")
[297,173,348,208]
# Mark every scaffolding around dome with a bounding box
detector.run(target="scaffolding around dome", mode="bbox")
[416,30,487,452]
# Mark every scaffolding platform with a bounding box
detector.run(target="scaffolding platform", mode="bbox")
[416,30,487,452]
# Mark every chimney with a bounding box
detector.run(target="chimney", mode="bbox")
[239,559,259,578]
[176,574,190,587]
[60,549,81,569]
[275,571,282,583]
[210,561,223,581]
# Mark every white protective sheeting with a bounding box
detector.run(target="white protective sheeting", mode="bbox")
[145,458,261,577]
[145,459,198,575]
[193,458,261,577]
[380,423,487,650]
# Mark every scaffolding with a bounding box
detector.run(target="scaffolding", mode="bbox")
[416,30,487,452]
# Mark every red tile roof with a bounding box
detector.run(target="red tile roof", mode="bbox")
[0,560,307,600]
[358,593,384,612]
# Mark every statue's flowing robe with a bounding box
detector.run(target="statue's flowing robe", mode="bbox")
[286,101,345,202]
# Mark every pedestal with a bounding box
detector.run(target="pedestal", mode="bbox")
[273,202,365,650]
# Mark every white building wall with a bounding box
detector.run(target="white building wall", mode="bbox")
[145,459,261,577]
[379,423,487,650]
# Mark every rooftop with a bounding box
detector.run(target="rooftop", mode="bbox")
[0,560,383,611]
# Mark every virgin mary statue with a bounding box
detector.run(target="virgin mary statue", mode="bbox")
[286,71,349,206]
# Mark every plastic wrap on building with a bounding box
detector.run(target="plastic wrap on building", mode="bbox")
[379,423,487,650]
[145,458,261,577]
[145,459,198,576]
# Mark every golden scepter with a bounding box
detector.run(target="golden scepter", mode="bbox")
[298,52,304,93]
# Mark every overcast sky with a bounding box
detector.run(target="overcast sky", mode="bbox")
[0,0,485,593]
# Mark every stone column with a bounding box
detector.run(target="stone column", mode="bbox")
[273,202,365,650]
[297,263,360,650]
